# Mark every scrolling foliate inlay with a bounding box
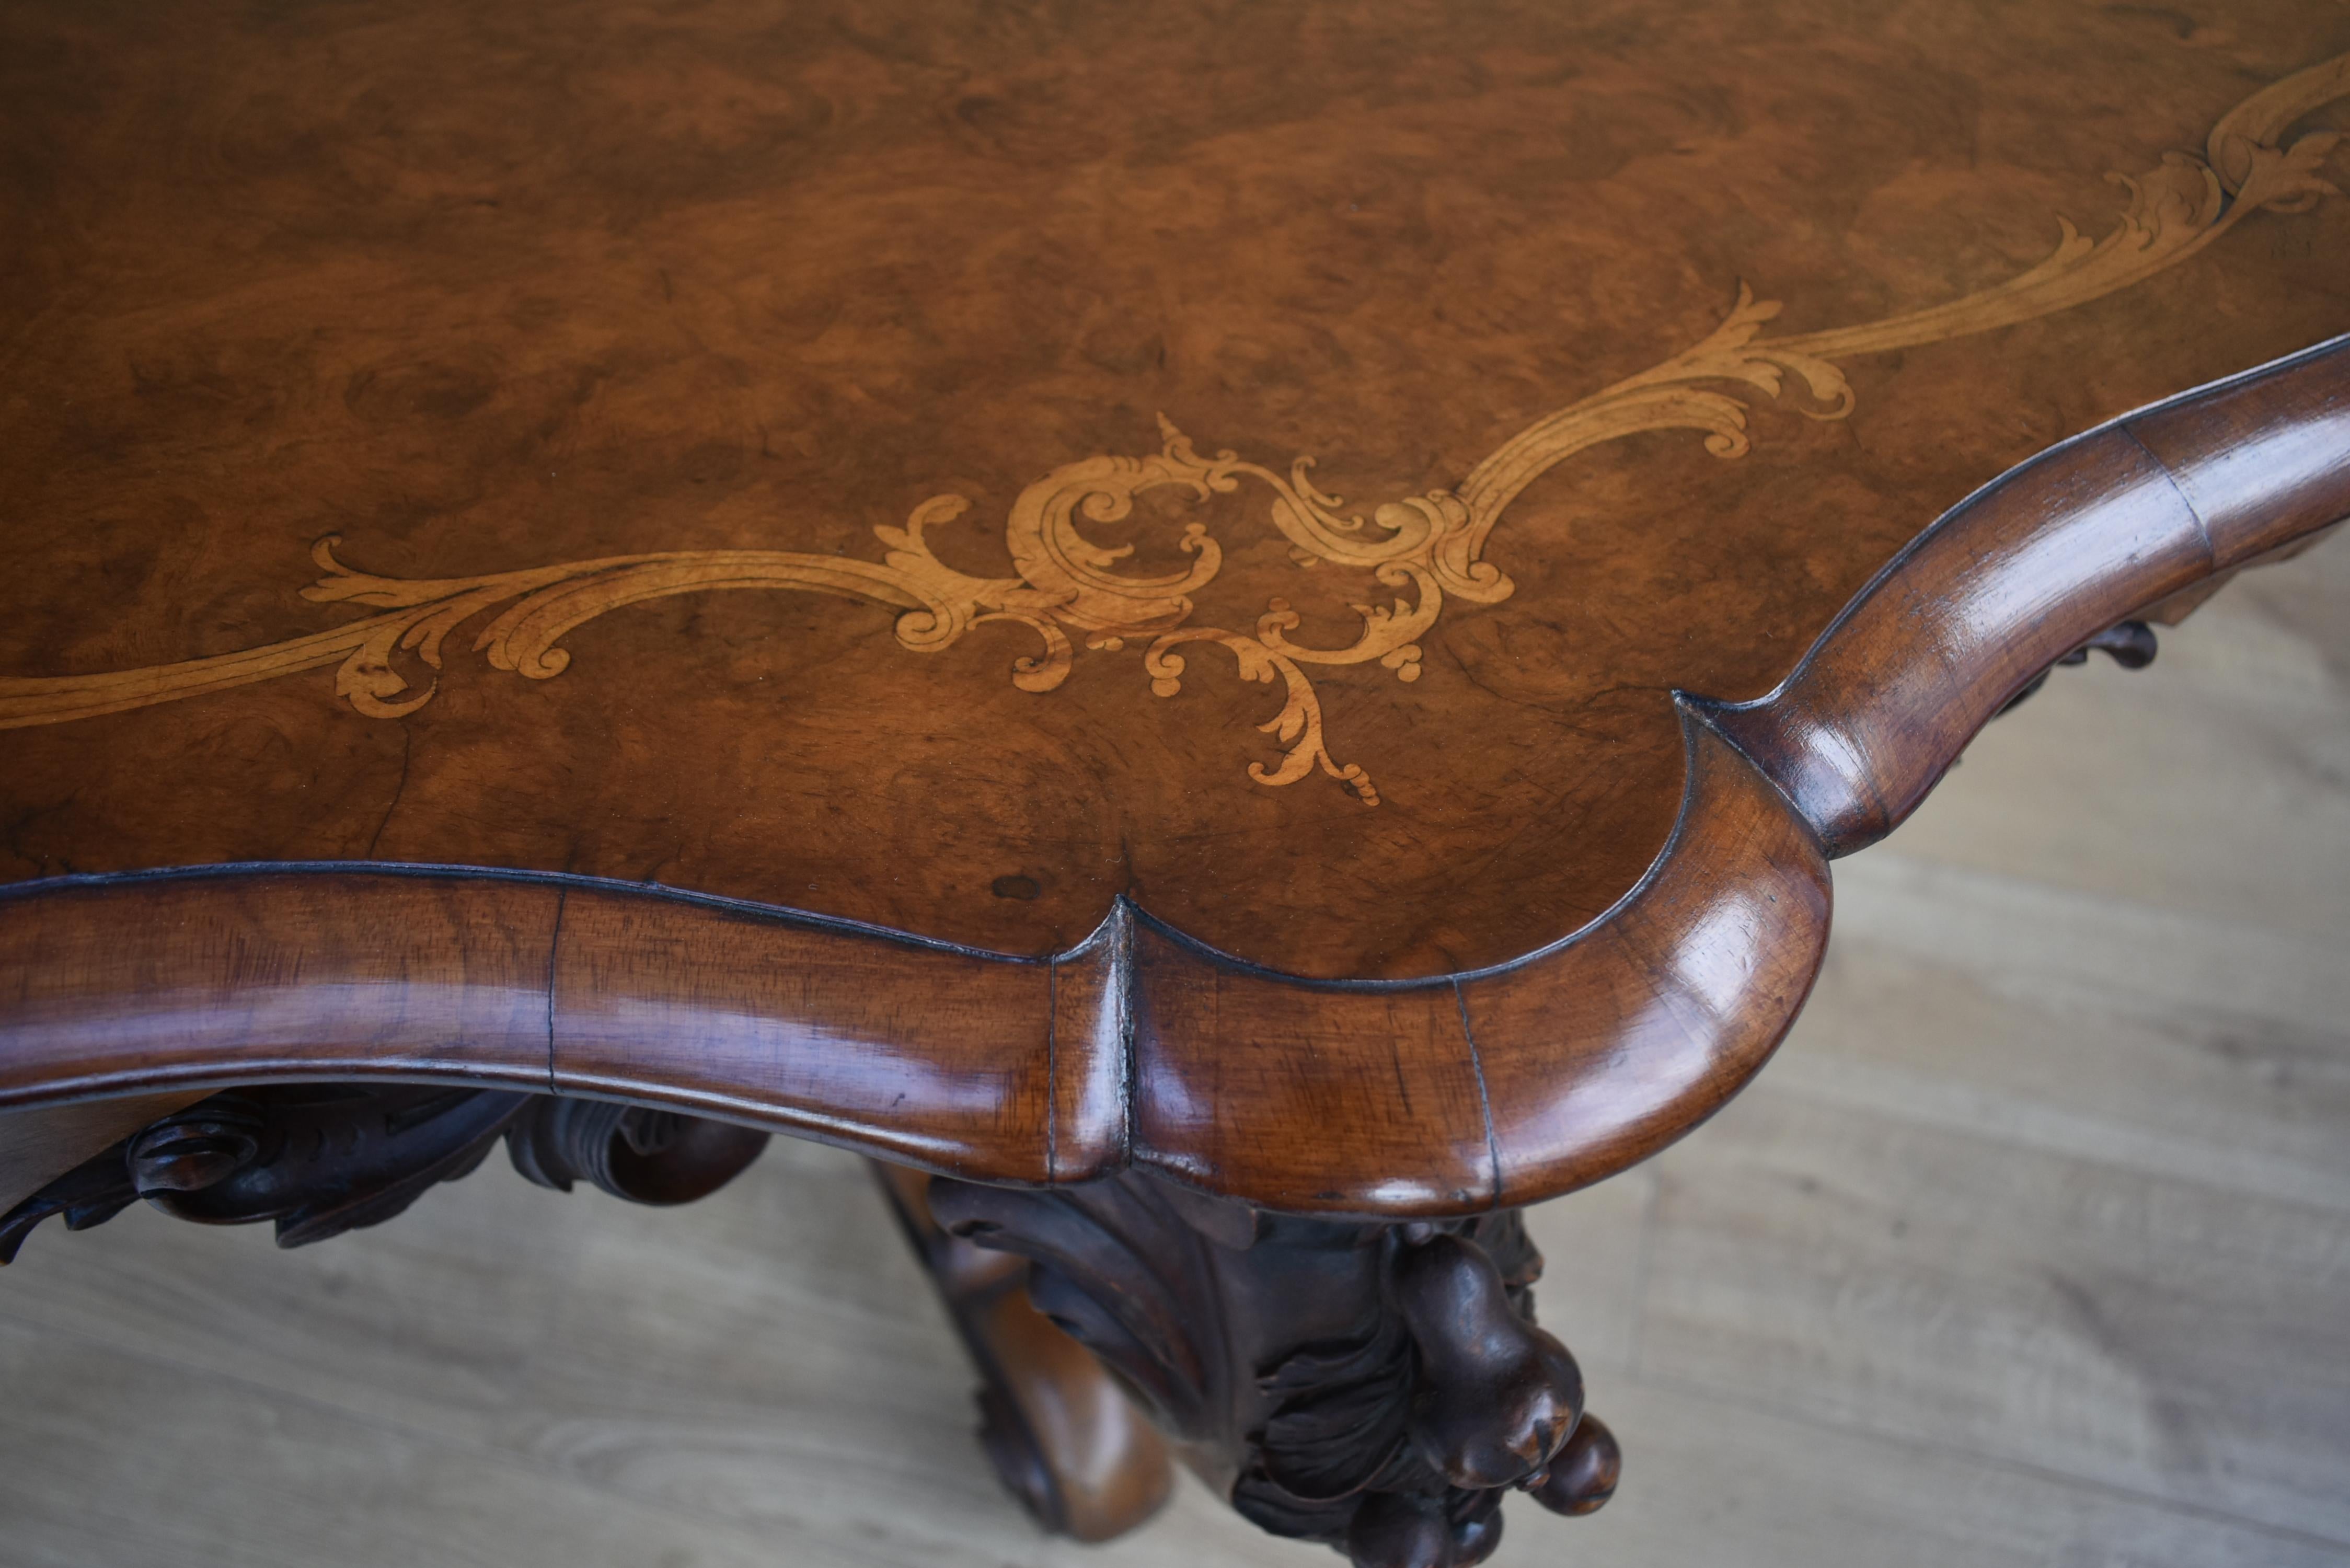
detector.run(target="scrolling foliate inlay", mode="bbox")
[4,56,2344,803]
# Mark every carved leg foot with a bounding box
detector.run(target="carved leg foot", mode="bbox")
[927,1170,1618,1568]
[873,1161,1174,1541]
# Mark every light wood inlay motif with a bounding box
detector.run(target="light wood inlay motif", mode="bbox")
[2,56,2341,803]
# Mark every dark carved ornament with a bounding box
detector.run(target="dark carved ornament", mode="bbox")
[929,1171,1618,1567]
[5,1087,1616,1568]
[0,1083,769,1263]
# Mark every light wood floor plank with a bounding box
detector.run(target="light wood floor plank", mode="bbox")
[0,1317,813,1568]
[1638,1082,2350,1543]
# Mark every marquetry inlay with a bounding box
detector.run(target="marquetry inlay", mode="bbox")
[4,55,2341,804]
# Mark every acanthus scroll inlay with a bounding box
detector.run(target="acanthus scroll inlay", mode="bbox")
[3,56,2342,803]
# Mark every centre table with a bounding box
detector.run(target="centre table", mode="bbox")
[2,2,2346,1562]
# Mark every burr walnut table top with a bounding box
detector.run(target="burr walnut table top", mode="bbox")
[2,0,2347,1212]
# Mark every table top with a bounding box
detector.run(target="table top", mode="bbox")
[3,0,2347,1212]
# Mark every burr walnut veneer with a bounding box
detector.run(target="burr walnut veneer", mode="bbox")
[3,3,2346,1563]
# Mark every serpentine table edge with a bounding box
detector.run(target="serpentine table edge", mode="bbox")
[2,336,2344,1218]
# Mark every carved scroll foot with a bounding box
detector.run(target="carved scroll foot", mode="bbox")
[0,1083,770,1262]
[926,1170,1618,1567]
[873,1161,1174,1541]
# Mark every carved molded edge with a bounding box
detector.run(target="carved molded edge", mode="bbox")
[1120,706,1831,1213]
[1701,331,2350,854]
[0,340,2341,1216]
[0,702,1828,1215]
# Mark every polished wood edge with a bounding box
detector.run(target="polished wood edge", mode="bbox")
[0,700,1829,1215]
[2141,515,2345,626]
[1123,705,1831,1213]
[1,340,2337,1216]
[1703,333,2350,855]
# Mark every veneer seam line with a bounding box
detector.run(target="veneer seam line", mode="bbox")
[1453,978,1504,1210]
[1114,898,1137,1171]
[2117,421,2220,566]
[544,884,567,1097]
[1678,695,1848,854]
[1045,953,1058,1184]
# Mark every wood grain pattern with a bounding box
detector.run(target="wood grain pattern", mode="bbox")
[0,691,1837,1215]
[6,517,2347,1557]
[4,0,2348,977]
[7,575,2346,1568]
[3,0,2349,1218]
[3,336,2336,1215]
[6,49,2341,809]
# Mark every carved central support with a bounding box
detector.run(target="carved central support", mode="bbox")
[927,1169,1618,1568]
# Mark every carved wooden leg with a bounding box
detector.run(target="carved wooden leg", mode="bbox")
[927,1169,1619,1568]
[873,1162,1174,1542]
[0,1083,770,1261]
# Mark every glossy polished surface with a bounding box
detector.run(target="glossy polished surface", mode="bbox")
[1,520,2343,1564]
[3,1,2347,978]
[3,1,2349,1213]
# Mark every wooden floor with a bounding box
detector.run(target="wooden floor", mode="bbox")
[2,533,2345,1568]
